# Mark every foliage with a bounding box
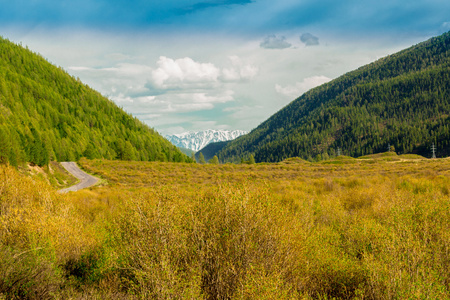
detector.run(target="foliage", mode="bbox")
[195,140,230,162]
[208,155,219,164]
[216,31,450,162]
[176,146,195,159]
[198,152,206,164]
[3,158,450,298]
[0,37,192,166]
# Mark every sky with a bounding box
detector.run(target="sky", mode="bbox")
[1,0,449,135]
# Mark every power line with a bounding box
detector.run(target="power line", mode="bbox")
[431,143,436,159]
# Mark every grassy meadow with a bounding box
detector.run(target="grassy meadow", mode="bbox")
[1,155,450,299]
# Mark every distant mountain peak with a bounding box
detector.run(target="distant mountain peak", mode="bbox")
[166,129,248,151]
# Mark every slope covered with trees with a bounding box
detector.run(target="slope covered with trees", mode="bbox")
[0,37,191,166]
[217,31,450,163]
[195,140,230,163]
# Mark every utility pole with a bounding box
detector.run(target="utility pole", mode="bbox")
[387,143,390,152]
[431,143,436,159]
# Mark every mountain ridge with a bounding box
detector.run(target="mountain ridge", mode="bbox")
[166,129,247,151]
[215,31,450,163]
[0,36,192,166]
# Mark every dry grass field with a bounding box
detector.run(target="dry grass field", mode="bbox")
[1,155,450,299]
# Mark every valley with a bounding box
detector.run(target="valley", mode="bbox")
[1,156,450,298]
[0,22,449,300]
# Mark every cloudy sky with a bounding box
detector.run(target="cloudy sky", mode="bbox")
[1,0,449,135]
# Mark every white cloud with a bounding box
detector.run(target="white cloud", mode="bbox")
[5,11,445,137]
[68,63,153,98]
[69,55,254,119]
[68,66,92,71]
[149,55,258,90]
[139,113,161,119]
[275,75,331,99]
[221,56,258,82]
[140,114,196,130]
[134,96,157,104]
[161,90,235,112]
[51,32,400,134]
[125,90,235,115]
[163,126,187,135]
[260,35,292,49]
[151,56,221,90]
[111,93,135,103]
[191,91,234,104]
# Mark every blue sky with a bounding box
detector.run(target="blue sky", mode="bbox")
[1,0,449,134]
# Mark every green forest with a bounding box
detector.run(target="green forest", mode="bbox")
[0,37,192,166]
[215,31,450,163]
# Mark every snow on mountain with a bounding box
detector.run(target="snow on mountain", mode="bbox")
[165,129,248,152]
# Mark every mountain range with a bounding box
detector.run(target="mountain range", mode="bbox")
[1,31,449,167]
[165,130,247,152]
[0,37,191,166]
[212,31,450,163]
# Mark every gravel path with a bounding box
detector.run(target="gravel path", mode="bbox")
[59,162,99,193]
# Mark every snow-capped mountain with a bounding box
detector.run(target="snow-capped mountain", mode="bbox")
[165,129,248,152]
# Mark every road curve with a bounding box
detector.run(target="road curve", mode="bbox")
[59,162,100,193]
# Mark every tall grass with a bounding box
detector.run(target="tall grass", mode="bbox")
[1,158,450,298]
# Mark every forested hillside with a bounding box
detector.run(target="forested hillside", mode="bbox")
[196,140,230,162]
[217,31,450,163]
[0,37,191,166]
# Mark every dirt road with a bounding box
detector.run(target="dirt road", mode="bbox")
[59,162,99,193]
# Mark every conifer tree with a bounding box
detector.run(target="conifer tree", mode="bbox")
[0,37,192,164]
[213,32,450,162]
[123,141,136,161]
[209,155,219,165]
[198,152,206,164]
[0,127,10,164]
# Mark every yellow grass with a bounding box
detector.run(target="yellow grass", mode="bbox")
[1,157,450,299]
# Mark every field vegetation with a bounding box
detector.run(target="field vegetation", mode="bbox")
[1,156,450,299]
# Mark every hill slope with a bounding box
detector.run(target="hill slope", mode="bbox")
[195,140,230,162]
[216,31,450,163]
[0,37,191,166]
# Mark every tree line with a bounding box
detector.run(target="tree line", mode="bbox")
[216,31,450,163]
[0,37,192,166]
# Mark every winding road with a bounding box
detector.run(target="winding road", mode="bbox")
[59,162,100,193]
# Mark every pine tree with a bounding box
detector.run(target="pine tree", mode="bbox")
[0,127,10,164]
[198,152,206,164]
[209,155,219,165]
[0,36,192,164]
[83,143,98,159]
[123,141,136,161]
